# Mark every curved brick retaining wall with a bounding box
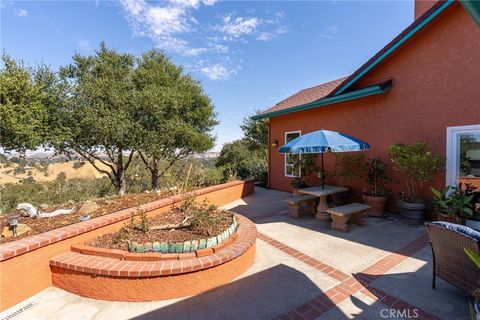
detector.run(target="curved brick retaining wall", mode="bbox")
[49,215,256,301]
[0,180,254,311]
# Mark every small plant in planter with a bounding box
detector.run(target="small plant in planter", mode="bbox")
[290,154,316,195]
[431,184,475,224]
[332,153,365,206]
[364,157,389,217]
[389,142,443,223]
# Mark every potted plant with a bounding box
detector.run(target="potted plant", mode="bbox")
[364,157,389,217]
[290,154,316,195]
[389,142,443,223]
[431,184,475,224]
[332,153,365,206]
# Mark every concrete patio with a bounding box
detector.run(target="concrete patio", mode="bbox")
[0,187,468,320]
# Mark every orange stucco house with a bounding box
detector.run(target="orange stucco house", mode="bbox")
[254,0,480,212]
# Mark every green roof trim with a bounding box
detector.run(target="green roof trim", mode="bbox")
[333,0,453,96]
[251,80,392,120]
[460,0,480,26]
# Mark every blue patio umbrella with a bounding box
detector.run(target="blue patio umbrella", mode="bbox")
[279,129,370,188]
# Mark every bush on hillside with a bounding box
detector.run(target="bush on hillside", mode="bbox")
[0,176,114,212]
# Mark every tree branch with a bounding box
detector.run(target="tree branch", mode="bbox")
[75,147,116,173]
[124,150,135,171]
[74,148,114,181]
[157,152,190,180]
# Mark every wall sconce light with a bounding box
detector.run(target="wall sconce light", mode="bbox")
[271,140,278,147]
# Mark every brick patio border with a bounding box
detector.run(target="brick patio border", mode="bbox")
[49,216,254,278]
[0,180,254,262]
[0,180,254,312]
[258,232,439,320]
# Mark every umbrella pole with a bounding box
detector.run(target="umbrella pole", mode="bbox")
[321,153,325,189]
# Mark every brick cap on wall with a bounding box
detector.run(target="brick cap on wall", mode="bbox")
[49,215,256,278]
[0,180,252,262]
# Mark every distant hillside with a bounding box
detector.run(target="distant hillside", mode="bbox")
[0,161,110,185]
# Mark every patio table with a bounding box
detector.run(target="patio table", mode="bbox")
[298,185,349,221]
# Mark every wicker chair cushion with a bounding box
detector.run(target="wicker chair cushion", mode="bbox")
[431,221,480,241]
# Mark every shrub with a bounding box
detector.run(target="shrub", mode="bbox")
[333,153,366,187]
[389,142,444,203]
[72,161,86,169]
[0,176,114,211]
[182,199,219,237]
[366,157,389,196]
[13,166,26,175]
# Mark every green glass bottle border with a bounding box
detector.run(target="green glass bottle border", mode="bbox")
[128,213,238,253]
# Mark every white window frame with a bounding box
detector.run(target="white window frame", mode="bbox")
[284,130,301,177]
[446,124,480,186]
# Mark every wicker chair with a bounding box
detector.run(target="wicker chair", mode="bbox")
[426,222,480,296]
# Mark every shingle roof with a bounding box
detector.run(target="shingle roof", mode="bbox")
[257,0,456,119]
[259,77,347,115]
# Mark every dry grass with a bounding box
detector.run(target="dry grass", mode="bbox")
[0,161,110,185]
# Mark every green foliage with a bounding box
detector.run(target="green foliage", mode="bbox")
[203,166,224,186]
[0,176,114,212]
[57,171,67,180]
[13,166,26,175]
[182,198,219,237]
[57,42,139,194]
[290,154,316,188]
[133,210,149,233]
[72,161,86,169]
[0,54,48,152]
[431,184,475,221]
[132,49,218,191]
[465,248,480,269]
[389,142,444,203]
[216,139,267,184]
[240,112,268,160]
[366,157,389,196]
[113,227,129,244]
[333,153,365,187]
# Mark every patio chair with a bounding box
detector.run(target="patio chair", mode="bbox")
[426,221,480,296]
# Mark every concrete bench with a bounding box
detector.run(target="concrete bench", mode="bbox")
[284,195,318,218]
[327,203,371,232]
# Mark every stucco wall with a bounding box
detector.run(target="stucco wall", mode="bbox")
[268,3,480,210]
[0,180,254,311]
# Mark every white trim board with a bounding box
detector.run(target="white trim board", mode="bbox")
[446,124,480,186]
[284,130,301,177]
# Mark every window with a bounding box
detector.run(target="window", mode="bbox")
[285,131,301,177]
[446,125,480,188]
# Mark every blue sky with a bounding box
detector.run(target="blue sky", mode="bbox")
[1,0,413,151]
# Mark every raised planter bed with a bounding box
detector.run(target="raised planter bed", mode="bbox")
[49,215,256,301]
[0,191,173,244]
[0,180,255,311]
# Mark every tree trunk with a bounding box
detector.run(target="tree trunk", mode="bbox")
[114,148,127,195]
[151,164,159,192]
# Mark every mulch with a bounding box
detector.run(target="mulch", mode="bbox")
[0,191,174,244]
[88,209,233,251]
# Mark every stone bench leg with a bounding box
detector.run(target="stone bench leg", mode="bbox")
[305,200,317,215]
[331,214,349,232]
[288,203,301,218]
[351,211,367,226]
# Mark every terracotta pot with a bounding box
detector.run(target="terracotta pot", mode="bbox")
[364,195,387,217]
[398,201,427,224]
